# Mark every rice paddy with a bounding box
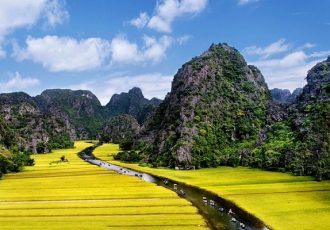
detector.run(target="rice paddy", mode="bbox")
[0,141,207,229]
[94,143,330,230]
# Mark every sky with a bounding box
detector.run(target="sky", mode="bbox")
[0,0,329,105]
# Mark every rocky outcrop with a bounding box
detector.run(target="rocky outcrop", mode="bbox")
[271,88,291,103]
[287,56,330,180]
[298,56,330,103]
[106,87,161,124]
[35,89,105,139]
[270,88,303,104]
[287,88,303,103]
[0,92,74,153]
[139,43,270,168]
[100,114,140,144]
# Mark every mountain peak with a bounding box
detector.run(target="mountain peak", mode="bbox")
[300,57,330,103]
[128,87,144,97]
[271,88,291,103]
[139,42,270,168]
[106,87,162,124]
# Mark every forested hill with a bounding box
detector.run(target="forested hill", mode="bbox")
[138,43,271,168]
[132,44,329,180]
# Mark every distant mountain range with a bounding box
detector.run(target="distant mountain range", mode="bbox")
[0,87,160,153]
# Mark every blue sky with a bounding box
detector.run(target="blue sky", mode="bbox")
[0,0,329,104]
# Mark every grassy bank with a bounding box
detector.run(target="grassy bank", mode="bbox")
[0,141,207,229]
[93,143,330,230]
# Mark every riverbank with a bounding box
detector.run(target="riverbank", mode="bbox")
[0,141,207,229]
[93,143,330,230]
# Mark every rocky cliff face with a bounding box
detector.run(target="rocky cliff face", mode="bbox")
[271,88,291,103]
[140,43,270,168]
[35,89,105,139]
[100,114,140,144]
[270,88,302,104]
[298,56,330,103]
[288,56,330,179]
[287,88,303,103]
[106,87,161,124]
[0,92,74,153]
[0,87,162,153]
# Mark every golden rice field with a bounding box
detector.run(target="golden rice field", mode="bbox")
[94,143,330,230]
[0,141,207,230]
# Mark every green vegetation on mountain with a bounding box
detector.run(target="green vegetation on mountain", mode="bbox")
[101,114,143,162]
[0,87,160,157]
[250,57,330,180]
[137,43,270,169]
[100,114,140,144]
[0,117,34,177]
[0,92,74,154]
[35,89,106,139]
[125,44,330,180]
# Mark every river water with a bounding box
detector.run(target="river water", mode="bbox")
[78,145,270,230]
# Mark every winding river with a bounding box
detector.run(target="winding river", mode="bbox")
[78,144,270,230]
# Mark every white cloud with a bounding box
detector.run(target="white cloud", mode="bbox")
[13,33,178,70]
[143,35,173,62]
[298,42,315,50]
[244,39,330,91]
[253,51,307,68]
[14,35,111,72]
[0,47,5,59]
[130,0,208,33]
[250,50,328,91]
[71,73,173,105]
[43,0,69,28]
[0,72,40,92]
[238,0,260,6]
[0,0,68,37]
[130,12,150,28]
[177,35,192,45]
[110,35,173,64]
[0,0,68,57]
[110,36,140,63]
[309,50,330,58]
[244,39,290,58]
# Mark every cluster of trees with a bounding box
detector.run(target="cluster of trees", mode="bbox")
[47,133,74,150]
[114,150,143,163]
[0,118,35,178]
